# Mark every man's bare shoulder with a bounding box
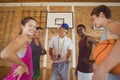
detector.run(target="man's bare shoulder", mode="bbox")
[107,21,120,27]
[87,36,98,45]
[106,20,119,31]
[106,20,120,38]
[87,36,95,40]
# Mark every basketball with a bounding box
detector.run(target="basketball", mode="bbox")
[93,39,120,75]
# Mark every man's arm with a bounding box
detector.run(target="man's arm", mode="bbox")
[66,49,72,60]
[93,22,120,80]
[49,48,56,61]
[49,48,53,57]
[65,38,73,61]
[88,36,98,46]
[41,48,47,55]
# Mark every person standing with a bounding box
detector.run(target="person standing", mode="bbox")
[49,23,72,80]
[30,27,46,80]
[75,24,98,80]
[91,5,120,80]
[1,17,37,80]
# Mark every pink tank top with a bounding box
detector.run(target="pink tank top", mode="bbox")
[4,43,33,80]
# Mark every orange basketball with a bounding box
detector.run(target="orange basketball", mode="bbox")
[93,39,120,75]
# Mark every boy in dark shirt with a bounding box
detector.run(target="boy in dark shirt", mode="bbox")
[30,27,46,80]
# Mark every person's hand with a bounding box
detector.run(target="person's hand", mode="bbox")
[13,65,29,80]
[42,48,47,55]
[51,55,56,61]
[60,56,69,62]
[74,67,78,76]
[89,60,95,64]
[82,58,95,64]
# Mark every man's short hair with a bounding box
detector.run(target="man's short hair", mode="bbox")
[91,5,111,19]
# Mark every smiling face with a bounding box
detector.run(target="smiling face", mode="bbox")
[35,29,43,39]
[91,14,103,28]
[77,26,85,36]
[59,27,68,35]
[21,19,36,36]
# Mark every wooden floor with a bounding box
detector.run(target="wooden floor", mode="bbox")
[0,66,77,80]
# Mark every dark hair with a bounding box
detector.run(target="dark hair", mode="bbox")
[91,5,111,19]
[19,17,37,34]
[77,24,86,31]
[36,27,43,30]
[21,17,37,26]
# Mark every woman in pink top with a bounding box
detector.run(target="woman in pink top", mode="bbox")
[1,17,37,80]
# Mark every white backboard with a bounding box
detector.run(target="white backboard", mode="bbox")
[47,12,73,29]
